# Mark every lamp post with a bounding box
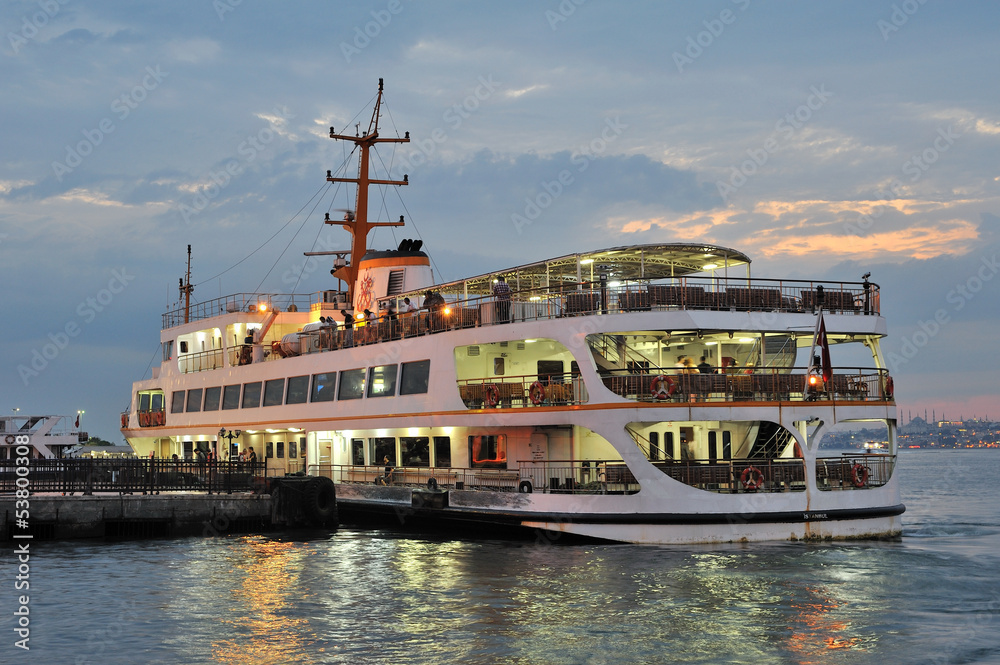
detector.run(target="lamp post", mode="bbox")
[76,409,85,428]
[219,428,242,461]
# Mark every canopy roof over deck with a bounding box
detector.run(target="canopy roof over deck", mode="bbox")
[423,243,752,296]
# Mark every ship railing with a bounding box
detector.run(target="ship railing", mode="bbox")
[457,373,588,408]
[178,348,226,374]
[391,275,880,325]
[0,459,265,494]
[599,366,891,403]
[309,462,640,495]
[162,292,314,329]
[648,458,808,493]
[815,453,896,490]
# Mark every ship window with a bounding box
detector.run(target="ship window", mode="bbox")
[722,431,732,460]
[351,439,365,465]
[371,437,395,466]
[183,441,193,460]
[286,375,309,404]
[265,442,273,458]
[400,437,430,467]
[162,340,174,362]
[222,385,241,410]
[300,437,307,458]
[649,431,660,461]
[469,435,507,469]
[367,364,398,398]
[311,373,336,402]
[708,431,718,461]
[537,360,564,383]
[338,369,366,400]
[289,441,297,459]
[665,431,675,459]
[494,357,505,376]
[171,391,185,414]
[151,392,163,412]
[186,389,203,413]
[242,382,262,409]
[276,442,284,459]
[433,437,451,467]
[203,387,221,411]
[263,379,285,407]
[138,393,151,412]
[399,359,431,395]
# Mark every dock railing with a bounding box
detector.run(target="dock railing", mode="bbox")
[0,459,266,495]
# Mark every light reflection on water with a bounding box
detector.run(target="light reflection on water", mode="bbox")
[7,450,1000,665]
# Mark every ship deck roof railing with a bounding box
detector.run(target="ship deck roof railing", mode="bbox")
[163,274,880,330]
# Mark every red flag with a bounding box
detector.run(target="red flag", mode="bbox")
[75,415,80,428]
[817,314,832,383]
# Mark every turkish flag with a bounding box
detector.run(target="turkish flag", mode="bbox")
[817,314,833,383]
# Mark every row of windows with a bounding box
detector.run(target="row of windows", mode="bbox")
[358,434,505,470]
[181,439,306,460]
[648,430,732,461]
[169,360,431,413]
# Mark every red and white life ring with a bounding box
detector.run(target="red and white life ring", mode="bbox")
[851,463,869,488]
[484,384,501,408]
[883,375,894,400]
[650,374,677,400]
[121,413,128,428]
[529,381,545,405]
[740,465,764,491]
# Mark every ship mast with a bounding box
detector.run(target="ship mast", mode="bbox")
[326,78,410,303]
[179,244,194,324]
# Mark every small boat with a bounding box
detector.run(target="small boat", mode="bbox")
[122,80,903,544]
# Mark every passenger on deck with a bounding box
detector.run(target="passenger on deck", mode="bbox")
[698,356,713,374]
[492,275,512,323]
[340,309,354,347]
[382,455,394,484]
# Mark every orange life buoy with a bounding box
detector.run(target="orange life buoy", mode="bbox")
[529,381,545,405]
[884,375,894,399]
[851,463,869,488]
[740,465,764,491]
[485,384,501,408]
[650,374,677,400]
[121,413,128,428]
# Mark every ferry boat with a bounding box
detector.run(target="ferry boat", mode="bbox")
[2,414,88,459]
[121,80,903,544]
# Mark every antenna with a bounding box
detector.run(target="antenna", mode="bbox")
[179,244,194,324]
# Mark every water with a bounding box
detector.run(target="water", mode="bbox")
[4,450,1000,665]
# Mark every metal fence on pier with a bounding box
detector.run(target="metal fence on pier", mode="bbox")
[0,459,266,495]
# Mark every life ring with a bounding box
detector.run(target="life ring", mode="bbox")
[529,381,545,405]
[851,463,869,488]
[485,384,501,408]
[883,375,894,399]
[304,477,338,526]
[740,465,764,491]
[518,480,533,494]
[427,477,438,490]
[4,434,15,445]
[650,374,677,400]
[120,413,128,428]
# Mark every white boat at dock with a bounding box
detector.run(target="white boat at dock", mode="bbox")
[122,80,902,544]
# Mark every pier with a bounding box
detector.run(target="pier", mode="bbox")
[0,459,337,541]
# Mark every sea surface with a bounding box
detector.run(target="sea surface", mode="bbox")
[3,449,1000,665]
